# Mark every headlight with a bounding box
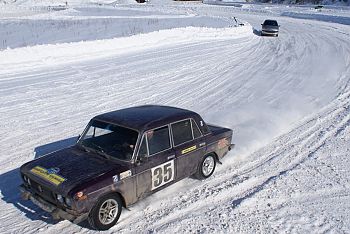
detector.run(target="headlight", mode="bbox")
[23,175,31,186]
[56,194,64,203]
[65,197,72,206]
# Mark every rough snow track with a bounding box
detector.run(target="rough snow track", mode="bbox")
[109,91,350,234]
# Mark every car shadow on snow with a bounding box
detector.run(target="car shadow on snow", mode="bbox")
[0,137,78,225]
[34,136,78,159]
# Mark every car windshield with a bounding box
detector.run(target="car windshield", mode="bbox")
[78,120,138,161]
[264,20,278,26]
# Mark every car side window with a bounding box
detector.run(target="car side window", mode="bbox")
[171,119,193,146]
[147,126,171,155]
[138,136,148,157]
[191,119,202,139]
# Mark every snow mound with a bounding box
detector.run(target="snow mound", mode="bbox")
[0,25,252,75]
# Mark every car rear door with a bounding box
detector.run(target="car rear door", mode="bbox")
[171,119,206,179]
[134,125,176,199]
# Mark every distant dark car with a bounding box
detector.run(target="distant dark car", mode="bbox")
[261,19,280,37]
[20,105,234,230]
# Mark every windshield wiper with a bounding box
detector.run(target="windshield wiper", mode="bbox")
[89,142,111,160]
[95,150,111,160]
[78,144,90,153]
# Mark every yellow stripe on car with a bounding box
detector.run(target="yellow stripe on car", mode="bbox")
[181,145,197,155]
[30,166,66,186]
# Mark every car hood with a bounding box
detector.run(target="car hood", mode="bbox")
[21,146,129,195]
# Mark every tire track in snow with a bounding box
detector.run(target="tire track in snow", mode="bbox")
[112,92,350,233]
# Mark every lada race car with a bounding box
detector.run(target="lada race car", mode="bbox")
[20,105,234,230]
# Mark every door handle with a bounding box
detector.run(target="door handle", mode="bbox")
[167,155,175,160]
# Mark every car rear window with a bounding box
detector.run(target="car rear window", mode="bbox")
[171,119,193,146]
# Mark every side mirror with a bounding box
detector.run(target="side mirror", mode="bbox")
[136,154,147,165]
[76,134,81,143]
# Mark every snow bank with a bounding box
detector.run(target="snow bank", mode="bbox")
[205,0,350,5]
[0,25,252,75]
[0,6,242,50]
[282,11,350,25]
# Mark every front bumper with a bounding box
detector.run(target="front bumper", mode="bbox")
[261,30,278,36]
[20,185,88,224]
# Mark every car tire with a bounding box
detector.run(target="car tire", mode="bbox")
[194,154,216,180]
[88,193,122,230]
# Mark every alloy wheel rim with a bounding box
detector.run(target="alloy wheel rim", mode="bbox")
[98,199,118,225]
[202,156,215,176]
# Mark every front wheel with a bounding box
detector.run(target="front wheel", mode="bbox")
[194,154,216,180]
[88,194,122,230]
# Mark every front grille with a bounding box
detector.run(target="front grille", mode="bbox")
[22,173,69,210]
[21,172,59,205]
[30,179,57,204]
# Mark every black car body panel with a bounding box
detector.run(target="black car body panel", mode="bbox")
[93,105,210,135]
[19,105,233,225]
[21,146,127,195]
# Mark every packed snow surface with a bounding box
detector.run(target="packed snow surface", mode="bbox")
[0,0,350,233]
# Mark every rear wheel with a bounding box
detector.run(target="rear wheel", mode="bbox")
[88,194,122,230]
[194,154,216,180]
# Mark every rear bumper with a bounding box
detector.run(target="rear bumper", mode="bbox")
[20,185,88,224]
[229,144,235,151]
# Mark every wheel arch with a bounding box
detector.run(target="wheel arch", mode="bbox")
[207,151,219,162]
[108,191,126,208]
[193,151,217,180]
[87,191,124,230]
[93,190,127,209]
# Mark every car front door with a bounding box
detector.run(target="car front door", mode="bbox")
[134,125,176,199]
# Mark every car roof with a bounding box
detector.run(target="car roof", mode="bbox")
[264,19,278,24]
[264,19,277,22]
[93,105,200,132]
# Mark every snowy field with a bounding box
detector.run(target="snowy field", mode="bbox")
[0,0,350,233]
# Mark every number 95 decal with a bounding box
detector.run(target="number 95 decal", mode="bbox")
[151,160,174,190]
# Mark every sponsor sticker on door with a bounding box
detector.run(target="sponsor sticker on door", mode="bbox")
[181,145,197,155]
